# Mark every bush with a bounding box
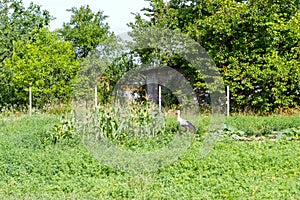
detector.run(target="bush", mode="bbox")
[2,29,79,109]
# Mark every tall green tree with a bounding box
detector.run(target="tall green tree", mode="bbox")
[131,0,300,114]
[0,0,53,109]
[0,0,52,63]
[60,5,111,58]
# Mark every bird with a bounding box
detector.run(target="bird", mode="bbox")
[175,110,197,133]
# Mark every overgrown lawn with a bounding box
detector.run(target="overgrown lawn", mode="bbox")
[0,114,299,199]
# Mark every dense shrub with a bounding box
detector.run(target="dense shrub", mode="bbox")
[2,29,79,109]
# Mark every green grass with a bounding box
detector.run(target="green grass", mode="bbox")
[225,115,300,136]
[0,114,299,199]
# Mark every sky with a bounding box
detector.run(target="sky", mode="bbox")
[23,0,150,34]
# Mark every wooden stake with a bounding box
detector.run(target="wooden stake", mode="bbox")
[29,87,32,117]
[226,86,230,117]
[95,85,98,108]
[158,85,161,111]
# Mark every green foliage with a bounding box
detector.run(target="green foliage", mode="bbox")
[225,114,300,136]
[0,114,299,198]
[43,114,79,146]
[132,0,300,114]
[0,0,54,109]
[60,5,111,58]
[74,41,138,105]
[0,0,52,63]
[99,53,139,104]
[2,29,80,109]
[82,102,174,151]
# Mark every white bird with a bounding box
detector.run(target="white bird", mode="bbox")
[175,110,196,133]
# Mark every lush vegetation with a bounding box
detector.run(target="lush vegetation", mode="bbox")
[0,1,110,110]
[0,0,299,114]
[0,113,299,199]
[0,1,299,198]
[3,29,79,108]
[131,0,300,113]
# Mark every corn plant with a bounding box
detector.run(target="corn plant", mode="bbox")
[44,113,78,145]
[81,101,168,147]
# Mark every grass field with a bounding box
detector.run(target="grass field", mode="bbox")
[0,114,299,199]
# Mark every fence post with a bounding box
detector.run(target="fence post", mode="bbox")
[158,85,162,111]
[95,85,98,108]
[29,87,32,117]
[226,86,230,116]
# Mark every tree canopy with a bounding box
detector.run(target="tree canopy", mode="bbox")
[0,1,113,110]
[130,0,300,114]
[60,5,111,58]
[2,29,79,108]
[0,0,52,63]
[0,0,299,114]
